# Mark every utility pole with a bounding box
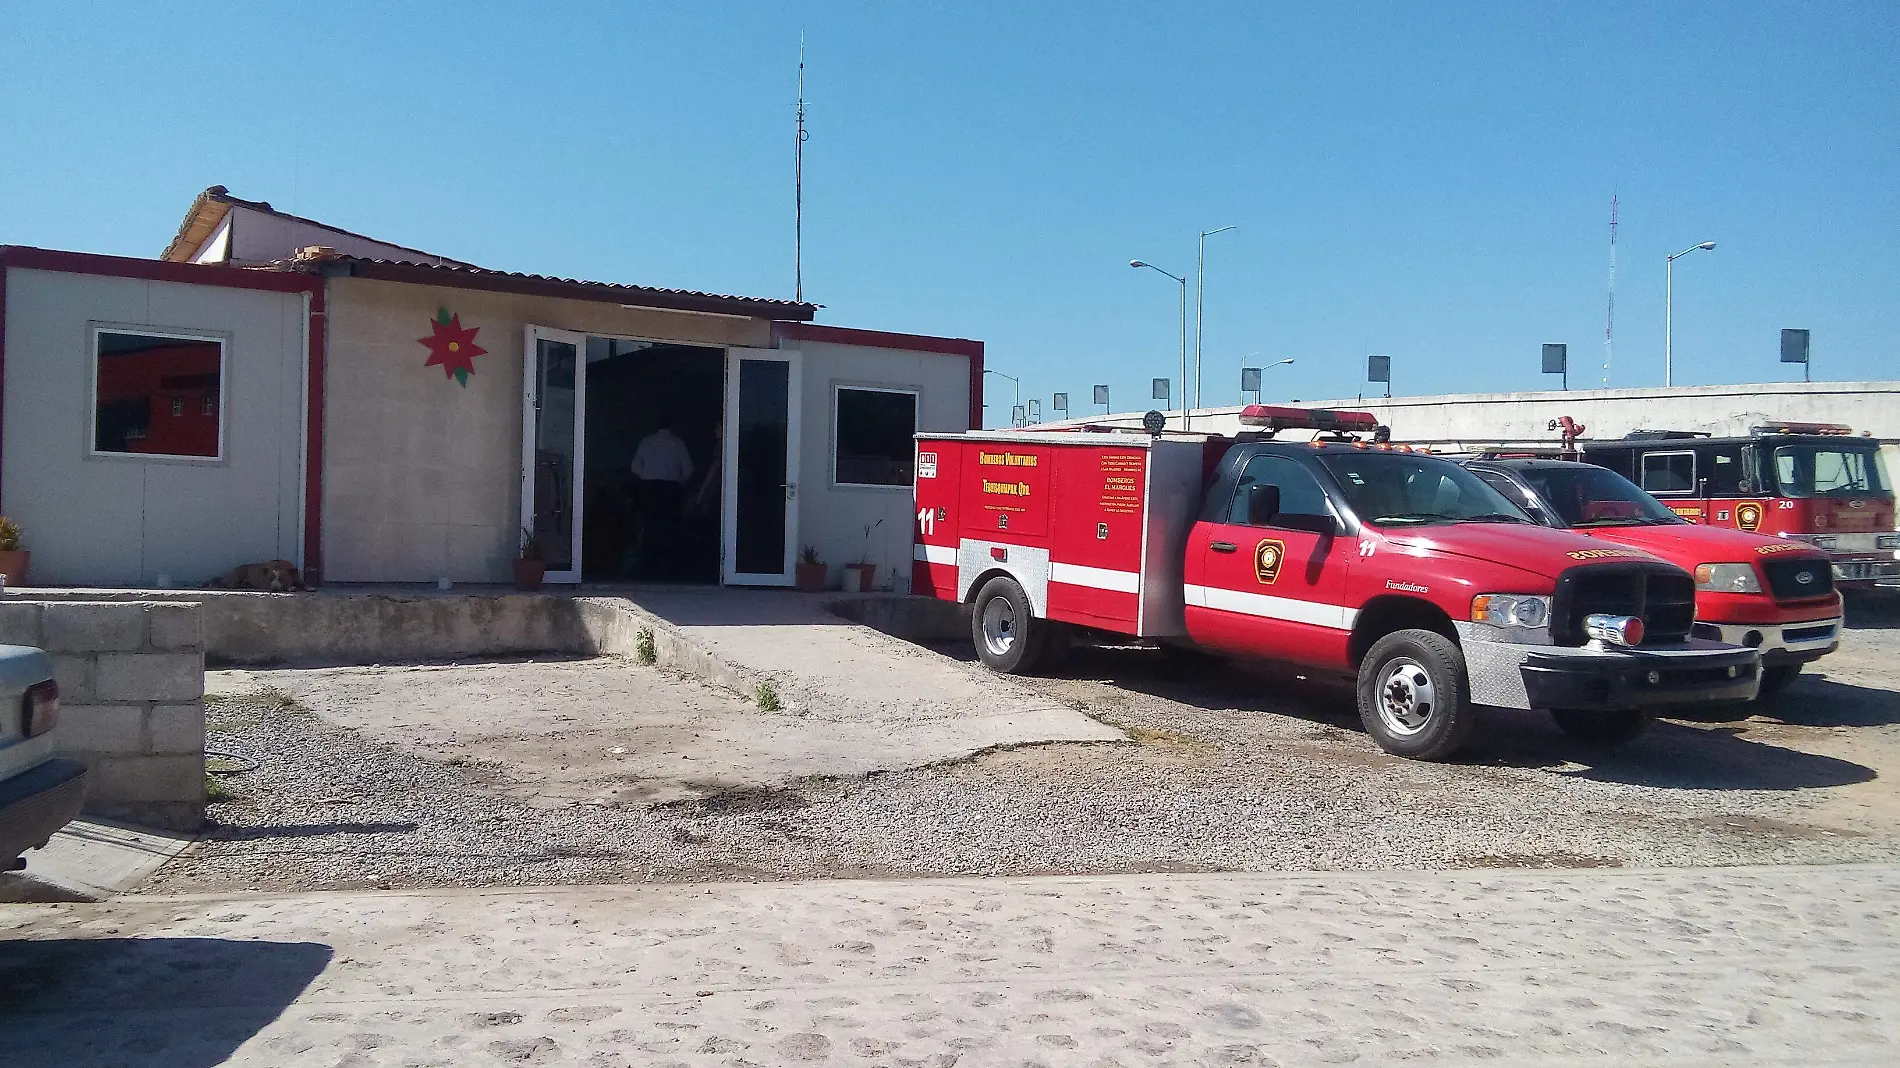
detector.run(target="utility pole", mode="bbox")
[1603,192,1617,387]
[1194,225,1235,412]
[794,34,808,304]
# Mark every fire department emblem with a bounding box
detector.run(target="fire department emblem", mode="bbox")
[1254,539,1286,585]
[1735,502,1763,532]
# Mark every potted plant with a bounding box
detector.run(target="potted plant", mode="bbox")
[514,528,547,592]
[0,517,26,587]
[795,545,827,592]
[842,519,883,593]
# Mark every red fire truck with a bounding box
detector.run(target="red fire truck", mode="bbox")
[1574,423,1898,589]
[913,407,1761,761]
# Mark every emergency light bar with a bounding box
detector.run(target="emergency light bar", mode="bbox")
[1237,405,1381,432]
[1750,421,1854,436]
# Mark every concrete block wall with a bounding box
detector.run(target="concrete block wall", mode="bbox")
[0,601,205,830]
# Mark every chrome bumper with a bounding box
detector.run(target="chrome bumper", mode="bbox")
[1695,616,1841,662]
[1457,623,1760,711]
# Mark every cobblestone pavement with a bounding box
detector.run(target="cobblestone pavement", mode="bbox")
[6,865,1896,1066]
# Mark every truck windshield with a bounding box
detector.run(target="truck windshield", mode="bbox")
[1514,465,1684,528]
[1319,452,1532,526]
[1771,446,1892,498]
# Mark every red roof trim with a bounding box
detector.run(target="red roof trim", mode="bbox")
[771,321,984,358]
[0,245,322,294]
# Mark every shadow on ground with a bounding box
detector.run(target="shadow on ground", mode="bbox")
[0,937,332,1067]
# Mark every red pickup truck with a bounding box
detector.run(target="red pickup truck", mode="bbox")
[914,407,1761,760]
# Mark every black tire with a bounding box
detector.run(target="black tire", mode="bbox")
[1549,707,1652,746]
[1356,629,1476,760]
[971,576,1045,674]
[1758,664,1802,697]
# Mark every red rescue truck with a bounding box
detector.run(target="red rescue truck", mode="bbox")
[913,407,1761,760]
[1461,457,1842,696]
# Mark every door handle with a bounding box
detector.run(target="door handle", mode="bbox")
[1209,541,1237,553]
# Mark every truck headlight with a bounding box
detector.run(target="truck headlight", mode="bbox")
[1470,593,1550,628]
[1785,533,1838,550]
[23,679,59,738]
[1878,533,1900,551]
[1693,563,1762,593]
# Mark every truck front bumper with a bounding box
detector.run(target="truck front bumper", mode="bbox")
[1458,624,1760,712]
[1692,616,1841,666]
[0,758,88,862]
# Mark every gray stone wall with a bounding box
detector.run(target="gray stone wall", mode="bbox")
[0,600,205,830]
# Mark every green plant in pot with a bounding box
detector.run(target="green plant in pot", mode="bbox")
[794,544,827,592]
[514,528,547,591]
[0,517,27,587]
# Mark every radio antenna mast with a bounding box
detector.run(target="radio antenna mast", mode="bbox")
[794,33,808,303]
[1602,190,1617,386]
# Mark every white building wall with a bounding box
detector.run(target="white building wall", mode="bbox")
[1,268,307,586]
[789,340,973,591]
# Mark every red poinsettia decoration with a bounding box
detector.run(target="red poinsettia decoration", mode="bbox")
[418,307,486,386]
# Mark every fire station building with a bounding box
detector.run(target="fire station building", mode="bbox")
[0,187,981,590]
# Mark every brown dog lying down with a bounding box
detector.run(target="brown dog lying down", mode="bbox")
[207,560,304,592]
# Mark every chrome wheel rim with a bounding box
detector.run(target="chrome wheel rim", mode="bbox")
[980,596,1018,658]
[1377,657,1436,736]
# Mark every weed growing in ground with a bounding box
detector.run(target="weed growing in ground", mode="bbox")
[754,680,782,712]
[635,627,657,665]
[205,773,232,803]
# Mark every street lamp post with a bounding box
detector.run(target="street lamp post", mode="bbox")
[1130,259,1189,430]
[1240,356,1294,401]
[1664,241,1716,387]
[983,369,1020,428]
[1194,226,1236,412]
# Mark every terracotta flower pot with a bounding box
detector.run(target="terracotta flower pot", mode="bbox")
[0,549,28,587]
[513,558,547,592]
[794,562,828,592]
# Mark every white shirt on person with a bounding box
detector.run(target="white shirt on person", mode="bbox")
[631,429,694,483]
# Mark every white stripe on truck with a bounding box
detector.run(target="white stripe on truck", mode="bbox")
[1049,561,1142,594]
[1184,583,1358,631]
[914,544,957,566]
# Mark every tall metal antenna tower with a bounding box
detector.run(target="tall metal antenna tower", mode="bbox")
[1602,191,1618,386]
[794,34,808,303]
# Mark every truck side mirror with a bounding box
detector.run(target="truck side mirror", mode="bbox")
[1247,484,1281,526]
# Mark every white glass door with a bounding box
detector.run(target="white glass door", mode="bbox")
[721,347,801,585]
[520,326,588,583]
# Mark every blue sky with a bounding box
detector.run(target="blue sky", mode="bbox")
[2,2,1894,425]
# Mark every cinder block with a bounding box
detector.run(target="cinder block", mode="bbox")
[95,652,204,702]
[85,754,204,804]
[0,602,43,647]
[49,654,95,703]
[43,603,145,653]
[146,603,204,651]
[84,797,204,832]
[55,704,146,756]
[147,702,206,755]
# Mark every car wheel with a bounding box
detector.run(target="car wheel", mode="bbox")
[1356,629,1475,760]
[971,575,1044,674]
[1758,664,1802,697]
[1550,707,1652,746]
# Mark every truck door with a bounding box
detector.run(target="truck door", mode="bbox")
[1184,452,1354,669]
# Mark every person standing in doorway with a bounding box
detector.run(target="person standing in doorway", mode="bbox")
[631,419,694,576]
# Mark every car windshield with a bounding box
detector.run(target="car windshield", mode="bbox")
[1772,445,1893,498]
[1513,465,1684,527]
[1319,451,1532,526]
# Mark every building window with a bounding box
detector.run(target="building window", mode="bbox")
[93,329,224,459]
[834,386,917,487]
[1640,451,1696,495]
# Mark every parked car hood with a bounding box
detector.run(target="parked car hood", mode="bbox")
[1378,522,1667,583]
[1571,523,1831,570]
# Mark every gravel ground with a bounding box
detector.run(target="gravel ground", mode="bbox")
[142,595,1900,893]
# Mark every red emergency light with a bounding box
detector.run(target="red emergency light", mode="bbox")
[1237,405,1381,432]
[1751,421,1855,437]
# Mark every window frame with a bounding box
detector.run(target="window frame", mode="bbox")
[830,383,919,491]
[1638,449,1697,497]
[87,324,230,464]
[1227,452,1339,533]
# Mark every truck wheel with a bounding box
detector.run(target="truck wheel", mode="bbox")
[1549,708,1651,747]
[1758,665,1801,697]
[1356,629,1475,760]
[971,576,1044,674]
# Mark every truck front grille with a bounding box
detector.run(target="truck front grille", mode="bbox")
[1550,563,1696,647]
[1762,557,1834,600]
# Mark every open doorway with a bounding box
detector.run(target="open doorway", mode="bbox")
[581,338,725,583]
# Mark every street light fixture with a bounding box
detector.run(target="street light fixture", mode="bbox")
[1239,356,1294,401]
[1194,225,1236,412]
[983,369,1020,428]
[1664,241,1716,387]
[1131,259,1189,429]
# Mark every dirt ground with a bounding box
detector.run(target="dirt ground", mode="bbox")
[143,593,1900,893]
